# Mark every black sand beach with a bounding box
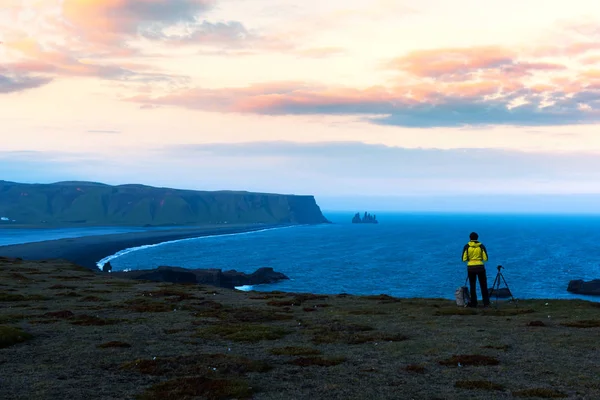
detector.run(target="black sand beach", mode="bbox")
[0,224,286,269]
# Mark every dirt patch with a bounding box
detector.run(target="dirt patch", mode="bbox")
[289,357,346,367]
[512,388,568,398]
[405,364,426,374]
[560,320,600,328]
[439,354,500,367]
[528,321,546,327]
[361,294,401,303]
[194,306,293,323]
[123,299,172,313]
[136,376,253,400]
[121,353,271,376]
[43,310,74,319]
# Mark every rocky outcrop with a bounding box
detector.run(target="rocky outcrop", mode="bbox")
[567,279,600,296]
[352,212,378,224]
[111,266,289,289]
[0,180,329,226]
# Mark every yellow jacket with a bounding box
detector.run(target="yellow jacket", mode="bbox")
[462,241,488,267]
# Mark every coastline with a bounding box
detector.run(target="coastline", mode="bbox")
[0,223,289,270]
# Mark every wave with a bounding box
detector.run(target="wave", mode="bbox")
[95,225,301,270]
[234,285,254,291]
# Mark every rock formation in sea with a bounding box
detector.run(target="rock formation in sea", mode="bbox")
[567,279,600,295]
[111,266,289,289]
[0,180,329,226]
[352,212,378,224]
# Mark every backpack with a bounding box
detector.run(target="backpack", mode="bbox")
[455,286,470,307]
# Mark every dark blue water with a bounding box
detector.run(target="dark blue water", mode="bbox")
[102,213,600,301]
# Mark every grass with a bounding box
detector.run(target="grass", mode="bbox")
[512,388,568,398]
[560,320,600,328]
[270,346,322,356]
[0,325,33,348]
[135,376,253,400]
[2,259,600,400]
[288,356,346,367]
[196,324,289,342]
[97,341,131,348]
[455,380,505,391]
[439,354,500,367]
[121,353,271,376]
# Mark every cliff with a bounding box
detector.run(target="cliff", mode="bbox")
[0,180,329,226]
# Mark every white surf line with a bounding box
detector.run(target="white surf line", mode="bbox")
[96,225,303,270]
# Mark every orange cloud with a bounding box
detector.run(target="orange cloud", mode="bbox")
[389,46,515,79]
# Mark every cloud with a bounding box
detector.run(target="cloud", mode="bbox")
[128,77,600,127]
[5,142,600,197]
[295,47,346,58]
[0,73,53,94]
[87,130,122,134]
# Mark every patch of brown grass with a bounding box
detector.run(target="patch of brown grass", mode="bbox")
[405,364,426,374]
[512,388,568,398]
[434,308,478,316]
[482,344,511,351]
[266,299,300,307]
[135,376,253,400]
[361,294,401,303]
[293,293,329,303]
[303,307,317,312]
[0,314,27,324]
[270,347,322,356]
[0,325,33,348]
[528,321,546,327]
[123,299,172,313]
[121,353,271,376]
[482,308,535,316]
[81,289,112,294]
[196,324,289,342]
[348,309,387,315]
[439,354,500,367]
[194,306,293,323]
[455,380,505,391]
[43,310,74,319]
[289,356,346,367]
[560,320,600,328]
[9,272,31,281]
[70,315,120,326]
[97,341,131,348]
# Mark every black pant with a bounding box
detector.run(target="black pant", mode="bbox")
[468,266,490,306]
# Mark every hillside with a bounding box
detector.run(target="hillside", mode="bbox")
[0,181,329,226]
[1,258,600,399]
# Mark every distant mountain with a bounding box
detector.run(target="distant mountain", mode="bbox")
[0,181,329,227]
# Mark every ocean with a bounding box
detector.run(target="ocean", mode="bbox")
[93,212,600,301]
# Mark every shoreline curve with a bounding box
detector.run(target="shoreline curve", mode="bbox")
[0,224,292,269]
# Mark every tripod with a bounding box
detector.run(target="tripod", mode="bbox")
[489,265,516,306]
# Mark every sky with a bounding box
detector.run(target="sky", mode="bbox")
[2,0,600,209]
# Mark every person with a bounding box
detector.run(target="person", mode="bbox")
[461,232,490,307]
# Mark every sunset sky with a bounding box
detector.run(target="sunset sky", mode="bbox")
[3,0,600,205]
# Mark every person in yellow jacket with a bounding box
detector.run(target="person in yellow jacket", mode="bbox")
[462,232,490,307]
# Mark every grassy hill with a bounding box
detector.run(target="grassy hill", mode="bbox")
[1,258,599,399]
[0,181,328,226]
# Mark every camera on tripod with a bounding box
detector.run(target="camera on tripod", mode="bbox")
[490,264,516,304]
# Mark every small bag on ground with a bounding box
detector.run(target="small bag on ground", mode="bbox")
[455,286,470,307]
